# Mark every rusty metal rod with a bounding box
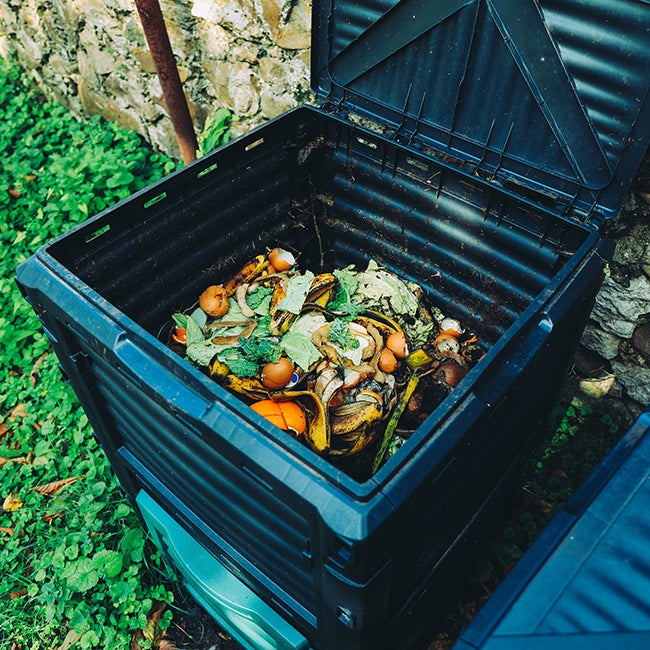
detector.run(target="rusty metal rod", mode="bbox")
[134,0,198,164]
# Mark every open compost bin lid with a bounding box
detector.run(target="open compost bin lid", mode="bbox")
[312,0,650,221]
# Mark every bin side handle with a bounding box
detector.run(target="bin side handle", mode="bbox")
[135,490,311,650]
[114,339,210,422]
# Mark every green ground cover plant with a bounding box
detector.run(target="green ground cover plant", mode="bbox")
[0,59,183,649]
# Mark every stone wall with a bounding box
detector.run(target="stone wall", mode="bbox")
[0,0,312,158]
[574,160,650,423]
[1,0,648,423]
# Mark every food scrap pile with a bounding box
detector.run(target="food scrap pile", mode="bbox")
[168,248,485,477]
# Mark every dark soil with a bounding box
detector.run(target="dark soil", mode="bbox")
[165,599,242,650]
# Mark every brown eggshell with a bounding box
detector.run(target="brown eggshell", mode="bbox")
[268,248,295,272]
[261,358,295,390]
[199,285,229,318]
[386,331,408,359]
[378,347,399,373]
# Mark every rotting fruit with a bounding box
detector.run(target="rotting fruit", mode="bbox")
[167,248,485,479]
[251,400,307,435]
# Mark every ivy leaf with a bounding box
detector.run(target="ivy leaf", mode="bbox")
[120,526,145,563]
[105,170,135,188]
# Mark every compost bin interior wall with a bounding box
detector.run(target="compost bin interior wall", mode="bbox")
[49,109,589,350]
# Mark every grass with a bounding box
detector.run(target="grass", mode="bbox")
[0,58,630,649]
[0,59,183,649]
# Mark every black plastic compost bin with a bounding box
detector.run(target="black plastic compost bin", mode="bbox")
[15,1,650,649]
[453,407,650,650]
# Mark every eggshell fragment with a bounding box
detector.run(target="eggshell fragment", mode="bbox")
[199,285,229,318]
[268,248,295,272]
[378,347,399,373]
[386,331,408,359]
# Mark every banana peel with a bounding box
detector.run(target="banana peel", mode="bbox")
[278,390,329,452]
[269,272,338,336]
[356,309,403,338]
[222,375,269,400]
[330,400,383,437]
[209,359,230,381]
[223,254,268,296]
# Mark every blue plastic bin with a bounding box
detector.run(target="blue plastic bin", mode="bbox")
[454,408,650,650]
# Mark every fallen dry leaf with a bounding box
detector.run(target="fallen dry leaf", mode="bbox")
[0,422,7,438]
[2,493,23,512]
[9,588,26,599]
[129,630,144,650]
[130,601,168,649]
[14,451,35,465]
[9,404,28,421]
[29,351,50,387]
[0,526,14,536]
[32,477,78,497]
[158,640,178,650]
[42,512,64,525]
[1,452,34,467]
[56,629,81,650]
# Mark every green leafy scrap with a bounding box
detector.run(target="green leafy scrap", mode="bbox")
[277,271,315,314]
[238,335,282,365]
[280,331,321,372]
[246,285,274,311]
[216,350,259,378]
[328,318,360,351]
[172,313,188,329]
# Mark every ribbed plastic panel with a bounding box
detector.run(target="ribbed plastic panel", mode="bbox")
[76,336,317,615]
[454,410,650,649]
[325,146,577,343]
[313,0,650,219]
[63,144,300,333]
[52,113,587,354]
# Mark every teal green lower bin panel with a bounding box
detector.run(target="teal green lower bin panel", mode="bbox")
[136,490,311,650]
